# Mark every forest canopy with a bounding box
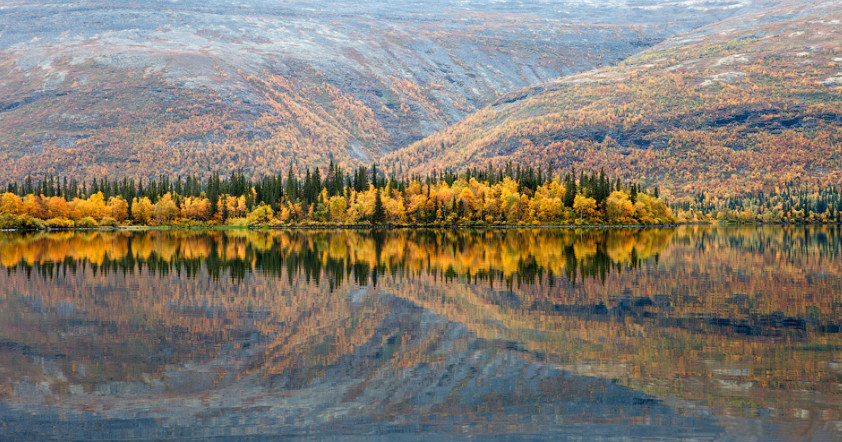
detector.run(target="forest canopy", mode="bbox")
[0,164,677,228]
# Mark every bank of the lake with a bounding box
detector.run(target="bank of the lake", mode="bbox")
[6,218,842,232]
[0,218,693,232]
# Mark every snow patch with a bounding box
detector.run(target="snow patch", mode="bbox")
[822,73,842,86]
[808,19,841,26]
[565,77,596,84]
[666,60,698,72]
[714,54,748,66]
[701,71,745,86]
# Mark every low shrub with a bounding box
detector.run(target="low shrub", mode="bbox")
[75,217,99,228]
[227,217,251,227]
[99,216,119,227]
[45,217,76,229]
[0,214,46,230]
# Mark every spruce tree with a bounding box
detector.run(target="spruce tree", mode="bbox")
[563,173,577,208]
[372,189,386,225]
[371,163,378,189]
[208,172,220,216]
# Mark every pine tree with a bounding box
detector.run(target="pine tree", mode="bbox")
[23,176,33,196]
[371,163,379,189]
[286,165,299,202]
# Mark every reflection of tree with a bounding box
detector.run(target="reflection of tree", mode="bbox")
[2,226,842,426]
[0,228,675,289]
[380,225,842,422]
[0,228,673,395]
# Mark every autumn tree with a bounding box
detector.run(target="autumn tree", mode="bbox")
[132,197,154,224]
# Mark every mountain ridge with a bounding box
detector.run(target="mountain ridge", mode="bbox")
[384,0,842,200]
[0,0,788,183]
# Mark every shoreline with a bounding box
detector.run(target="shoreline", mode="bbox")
[3,220,841,233]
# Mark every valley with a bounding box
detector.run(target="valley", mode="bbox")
[0,0,795,189]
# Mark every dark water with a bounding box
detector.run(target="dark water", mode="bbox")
[1,226,841,440]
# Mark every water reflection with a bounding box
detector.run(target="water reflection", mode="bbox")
[0,226,841,439]
[0,228,671,286]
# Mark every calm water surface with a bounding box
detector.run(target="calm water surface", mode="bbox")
[0,226,841,440]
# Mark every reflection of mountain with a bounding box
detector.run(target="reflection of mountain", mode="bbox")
[0,295,730,440]
[387,226,842,426]
[0,228,672,389]
[1,227,841,438]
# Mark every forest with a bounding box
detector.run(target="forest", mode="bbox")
[3,161,842,228]
[0,164,676,228]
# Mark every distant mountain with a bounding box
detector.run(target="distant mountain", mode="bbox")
[0,0,778,183]
[386,0,842,200]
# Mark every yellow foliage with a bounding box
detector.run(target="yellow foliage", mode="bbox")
[573,195,598,220]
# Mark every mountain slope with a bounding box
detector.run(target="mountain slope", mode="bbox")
[385,0,842,200]
[0,0,779,183]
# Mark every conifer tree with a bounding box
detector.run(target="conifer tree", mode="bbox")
[372,189,386,225]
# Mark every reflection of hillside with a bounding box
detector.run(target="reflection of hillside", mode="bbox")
[0,266,389,394]
[2,226,841,435]
[382,225,842,423]
[0,228,670,394]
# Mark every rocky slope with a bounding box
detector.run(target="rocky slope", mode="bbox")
[0,0,778,182]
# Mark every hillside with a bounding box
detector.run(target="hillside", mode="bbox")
[0,0,779,183]
[385,0,842,200]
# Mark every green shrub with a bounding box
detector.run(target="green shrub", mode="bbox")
[0,214,46,230]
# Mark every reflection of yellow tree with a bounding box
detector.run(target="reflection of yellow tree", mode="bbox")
[0,249,384,393]
[1,226,842,426]
[373,225,842,422]
[0,228,675,281]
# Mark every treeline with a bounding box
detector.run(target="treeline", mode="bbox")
[0,163,675,229]
[670,182,842,223]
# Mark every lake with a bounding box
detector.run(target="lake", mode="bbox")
[0,226,841,440]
